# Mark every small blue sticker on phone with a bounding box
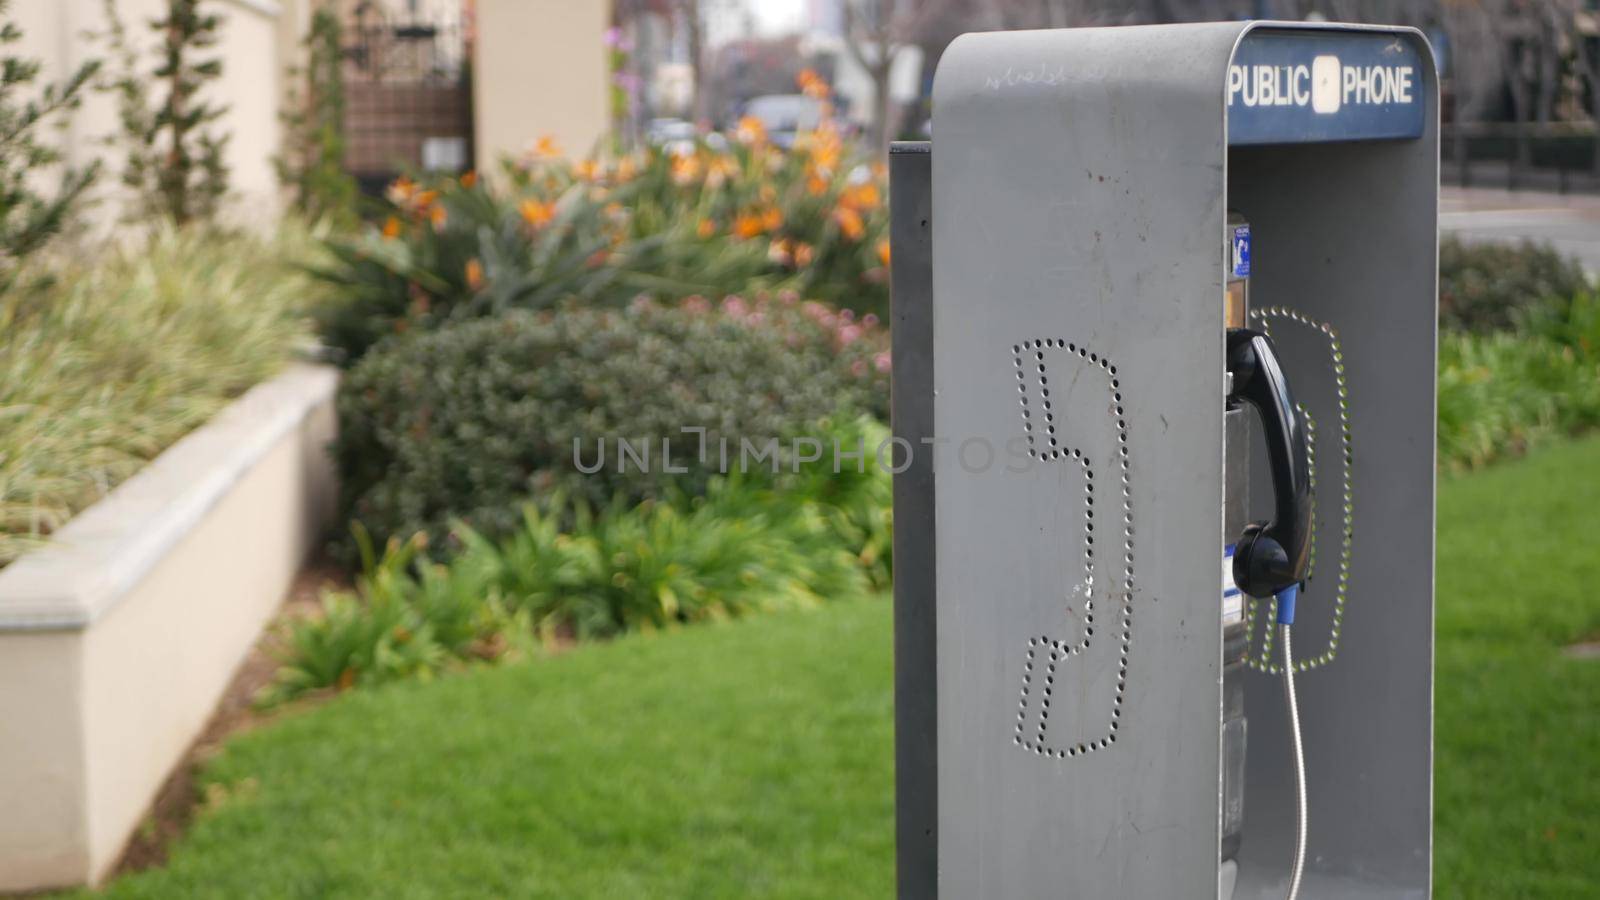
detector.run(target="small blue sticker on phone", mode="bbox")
[1232,224,1251,278]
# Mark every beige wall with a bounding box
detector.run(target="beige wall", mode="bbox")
[8,0,314,230]
[0,633,90,886]
[473,0,611,168]
[0,366,339,891]
[78,387,337,879]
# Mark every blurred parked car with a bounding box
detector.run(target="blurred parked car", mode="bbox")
[647,117,695,144]
[648,117,727,155]
[738,94,827,149]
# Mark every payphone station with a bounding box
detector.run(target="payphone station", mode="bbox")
[890,21,1437,900]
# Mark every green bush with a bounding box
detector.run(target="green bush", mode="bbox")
[265,468,880,703]
[262,523,526,702]
[1437,327,1600,471]
[0,225,320,565]
[785,412,894,590]
[334,298,889,556]
[1438,235,1589,333]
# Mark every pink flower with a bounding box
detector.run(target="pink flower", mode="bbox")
[839,324,863,345]
[851,359,868,377]
[722,295,748,317]
[874,351,892,373]
[683,295,711,313]
[862,313,879,328]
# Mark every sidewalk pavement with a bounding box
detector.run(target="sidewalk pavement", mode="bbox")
[1441,186,1600,271]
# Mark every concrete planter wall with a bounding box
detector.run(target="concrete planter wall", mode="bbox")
[0,364,340,892]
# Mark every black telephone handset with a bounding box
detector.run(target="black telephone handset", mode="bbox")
[1227,328,1313,599]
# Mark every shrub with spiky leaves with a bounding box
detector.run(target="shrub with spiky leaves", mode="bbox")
[314,72,889,364]
[0,223,320,566]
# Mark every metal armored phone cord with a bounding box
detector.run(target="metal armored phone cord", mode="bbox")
[1276,583,1307,900]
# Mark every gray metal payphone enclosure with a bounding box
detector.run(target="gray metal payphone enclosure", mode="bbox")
[890,21,1437,899]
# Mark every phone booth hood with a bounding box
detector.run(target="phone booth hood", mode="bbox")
[892,20,1438,899]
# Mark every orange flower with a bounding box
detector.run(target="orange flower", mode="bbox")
[670,153,701,185]
[768,238,793,266]
[794,242,816,267]
[430,203,448,230]
[833,206,865,241]
[519,199,555,228]
[381,216,402,239]
[734,115,768,146]
[465,258,485,291]
[533,135,562,158]
[385,176,416,205]
[798,121,842,175]
[460,171,478,189]
[840,182,880,211]
[812,141,841,173]
[705,154,738,188]
[574,159,602,182]
[797,68,831,100]
[616,155,638,181]
[733,212,766,239]
[806,174,829,197]
[877,239,891,267]
[697,218,717,239]
[761,206,783,233]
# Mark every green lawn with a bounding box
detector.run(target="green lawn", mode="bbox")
[1433,436,1600,898]
[83,438,1600,898]
[83,597,897,899]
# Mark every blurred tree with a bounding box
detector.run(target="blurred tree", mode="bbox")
[0,0,100,288]
[678,0,709,125]
[977,0,1125,29]
[842,0,949,157]
[277,4,357,224]
[103,0,230,227]
[1563,1,1600,173]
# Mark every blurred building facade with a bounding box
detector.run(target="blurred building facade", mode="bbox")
[9,0,612,226]
[473,0,611,169]
[11,0,316,226]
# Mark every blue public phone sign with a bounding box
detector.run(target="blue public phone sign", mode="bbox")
[1227,30,1427,145]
